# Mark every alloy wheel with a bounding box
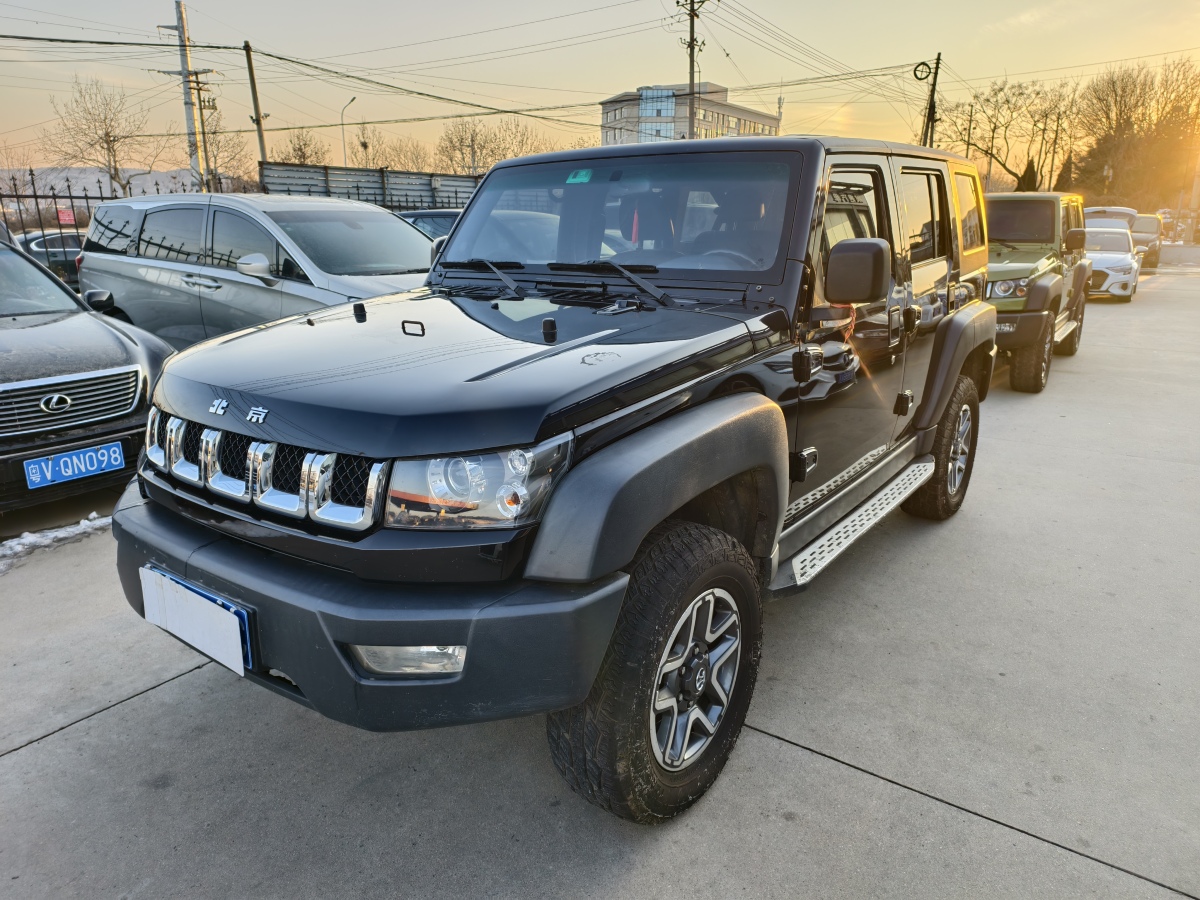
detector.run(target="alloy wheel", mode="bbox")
[650,587,742,771]
[947,404,972,495]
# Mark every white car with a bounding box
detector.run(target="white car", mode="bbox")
[1085,228,1140,302]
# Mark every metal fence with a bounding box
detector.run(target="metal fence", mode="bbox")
[259,162,480,211]
[0,170,209,274]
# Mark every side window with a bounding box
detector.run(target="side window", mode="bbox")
[210,211,279,273]
[900,171,949,264]
[821,168,889,273]
[954,172,984,251]
[137,208,204,263]
[83,205,139,255]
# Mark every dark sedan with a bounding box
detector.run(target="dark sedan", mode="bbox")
[13,230,83,289]
[0,242,173,511]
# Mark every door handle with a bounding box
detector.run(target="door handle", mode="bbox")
[183,276,222,290]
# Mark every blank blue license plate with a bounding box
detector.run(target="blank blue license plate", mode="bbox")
[23,441,125,489]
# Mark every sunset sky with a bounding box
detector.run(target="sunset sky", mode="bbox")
[3,0,1199,164]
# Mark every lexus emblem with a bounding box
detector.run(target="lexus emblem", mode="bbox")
[39,394,72,414]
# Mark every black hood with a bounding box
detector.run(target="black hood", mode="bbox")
[1,309,170,385]
[155,289,758,458]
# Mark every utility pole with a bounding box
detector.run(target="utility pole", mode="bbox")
[243,42,268,165]
[159,2,205,191]
[677,0,712,140]
[196,86,217,192]
[920,52,942,147]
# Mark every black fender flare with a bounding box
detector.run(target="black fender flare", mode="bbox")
[524,393,789,583]
[1025,273,1064,313]
[1067,260,1092,311]
[914,299,996,434]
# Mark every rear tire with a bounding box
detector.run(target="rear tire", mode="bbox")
[1009,317,1053,393]
[546,521,763,823]
[902,375,979,521]
[1055,300,1084,357]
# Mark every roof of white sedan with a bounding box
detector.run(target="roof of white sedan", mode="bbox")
[95,194,388,213]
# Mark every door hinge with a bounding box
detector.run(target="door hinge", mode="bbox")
[893,390,915,416]
[789,447,818,483]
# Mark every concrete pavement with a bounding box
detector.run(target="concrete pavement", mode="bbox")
[1,272,1197,898]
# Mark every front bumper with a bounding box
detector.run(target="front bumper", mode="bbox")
[1089,270,1136,296]
[993,310,1051,352]
[112,483,628,731]
[1,426,142,511]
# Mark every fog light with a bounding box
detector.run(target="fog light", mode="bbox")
[996,322,1017,333]
[350,644,467,676]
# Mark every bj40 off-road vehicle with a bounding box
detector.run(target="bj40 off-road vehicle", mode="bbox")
[984,192,1092,392]
[114,137,995,822]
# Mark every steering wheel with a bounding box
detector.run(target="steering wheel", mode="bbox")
[701,249,760,267]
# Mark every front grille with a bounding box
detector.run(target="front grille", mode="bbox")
[332,456,372,506]
[1090,272,1107,290]
[147,408,386,533]
[0,366,140,437]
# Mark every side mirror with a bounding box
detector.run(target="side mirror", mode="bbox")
[1065,228,1086,251]
[83,289,114,312]
[824,238,890,305]
[431,235,448,266]
[1135,247,1146,256]
[236,252,279,286]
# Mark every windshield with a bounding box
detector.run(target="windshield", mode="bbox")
[987,199,1056,243]
[1134,215,1161,234]
[0,247,79,316]
[1085,232,1132,252]
[267,206,431,276]
[441,151,799,279]
[1086,209,1136,227]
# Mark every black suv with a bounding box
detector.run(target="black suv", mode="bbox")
[113,137,995,822]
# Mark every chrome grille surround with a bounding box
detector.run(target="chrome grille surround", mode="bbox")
[305,452,388,533]
[202,429,249,503]
[147,405,389,531]
[1,365,141,438]
[166,416,202,486]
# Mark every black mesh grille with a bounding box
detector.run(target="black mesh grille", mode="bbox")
[219,432,252,482]
[182,421,203,464]
[156,410,168,448]
[331,456,372,506]
[1090,272,1107,290]
[272,444,307,495]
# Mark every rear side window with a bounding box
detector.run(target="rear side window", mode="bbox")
[138,208,204,263]
[210,210,280,273]
[820,168,888,272]
[84,205,140,255]
[955,173,984,251]
[901,171,949,264]
[409,215,455,239]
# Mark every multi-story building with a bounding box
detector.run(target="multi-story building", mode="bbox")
[599,83,781,146]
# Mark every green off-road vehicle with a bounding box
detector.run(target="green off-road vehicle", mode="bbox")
[984,192,1091,393]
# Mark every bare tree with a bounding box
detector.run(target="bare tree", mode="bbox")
[0,141,37,193]
[273,128,330,165]
[204,108,255,191]
[435,117,559,175]
[349,123,391,169]
[39,78,179,197]
[389,135,431,172]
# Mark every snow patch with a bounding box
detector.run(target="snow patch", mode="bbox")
[0,512,111,576]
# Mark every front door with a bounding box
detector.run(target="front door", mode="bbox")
[129,205,207,349]
[787,160,906,520]
[197,209,283,338]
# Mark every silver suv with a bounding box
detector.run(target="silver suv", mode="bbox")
[78,195,431,349]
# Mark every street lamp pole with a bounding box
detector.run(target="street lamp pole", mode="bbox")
[341,96,357,166]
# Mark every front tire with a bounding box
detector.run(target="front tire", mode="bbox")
[546,521,763,823]
[1009,317,1053,393]
[902,375,979,520]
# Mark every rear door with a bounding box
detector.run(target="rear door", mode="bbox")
[196,208,283,337]
[128,205,207,349]
[891,162,955,437]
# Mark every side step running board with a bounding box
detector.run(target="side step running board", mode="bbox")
[769,457,935,594]
[1054,319,1077,343]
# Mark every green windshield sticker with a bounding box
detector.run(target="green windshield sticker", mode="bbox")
[566,169,593,184]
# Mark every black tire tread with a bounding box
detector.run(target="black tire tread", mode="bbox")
[547,521,761,823]
[1009,317,1052,393]
[902,375,979,521]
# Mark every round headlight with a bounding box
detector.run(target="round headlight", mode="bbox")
[993,280,1015,298]
[427,456,488,509]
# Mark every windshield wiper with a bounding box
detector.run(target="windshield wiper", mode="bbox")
[439,258,527,298]
[546,260,675,307]
[992,239,1021,251]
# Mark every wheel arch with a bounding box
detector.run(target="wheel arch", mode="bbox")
[913,299,996,437]
[524,393,789,583]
